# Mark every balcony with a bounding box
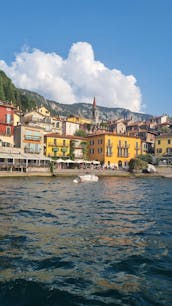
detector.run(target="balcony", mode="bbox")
[48,142,68,147]
[134,146,141,150]
[24,135,41,141]
[0,120,13,125]
[48,142,55,146]
[106,143,113,148]
[118,144,130,148]
[117,153,129,158]
[106,152,113,157]
[24,148,40,154]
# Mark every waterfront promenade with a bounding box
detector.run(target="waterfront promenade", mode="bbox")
[0,166,172,178]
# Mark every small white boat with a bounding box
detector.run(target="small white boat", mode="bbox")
[73,174,99,183]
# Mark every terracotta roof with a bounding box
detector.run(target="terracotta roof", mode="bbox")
[44,133,87,140]
[87,132,141,139]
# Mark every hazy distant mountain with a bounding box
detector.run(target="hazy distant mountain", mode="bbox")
[0,70,152,122]
[20,89,153,122]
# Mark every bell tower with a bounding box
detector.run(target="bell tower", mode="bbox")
[92,97,99,124]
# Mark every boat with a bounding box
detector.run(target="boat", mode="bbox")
[73,174,99,183]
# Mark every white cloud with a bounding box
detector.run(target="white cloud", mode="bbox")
[0,42,142,112]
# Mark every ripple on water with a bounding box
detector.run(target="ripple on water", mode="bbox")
[0,177,172,306]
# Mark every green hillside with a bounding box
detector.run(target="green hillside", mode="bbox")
[0,70,36,111]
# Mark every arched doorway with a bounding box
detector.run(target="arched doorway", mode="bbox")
[118,160,122,168]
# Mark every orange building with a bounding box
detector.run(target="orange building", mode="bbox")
[88,132,142,168]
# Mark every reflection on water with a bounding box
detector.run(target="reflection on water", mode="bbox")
[0,177,172,306]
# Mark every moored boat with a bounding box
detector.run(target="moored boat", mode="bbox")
[73,174,99,183]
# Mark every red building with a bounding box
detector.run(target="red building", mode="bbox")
[0,102,14,145]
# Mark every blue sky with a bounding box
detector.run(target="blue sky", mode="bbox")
[0,0,172,116]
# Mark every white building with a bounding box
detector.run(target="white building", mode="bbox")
[62,121,79,136]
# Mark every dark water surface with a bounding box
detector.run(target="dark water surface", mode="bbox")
[0,176,171,306]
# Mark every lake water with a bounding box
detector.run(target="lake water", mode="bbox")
[0,176,172,306]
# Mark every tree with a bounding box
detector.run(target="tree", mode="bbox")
[128,158,148,172]
[0,74,6,100]
[80,141,88,160]
[70,140,77,160]
[138,154,153,164]
[74,129,87,137]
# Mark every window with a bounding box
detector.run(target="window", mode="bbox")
[124,148,128,157]
[158,140,161,145]
[6,114,11,124]
[6,127,11,136]
[106,146,112,156]
[168,139,171,144]
[118,147,122,157]
[63,139,66,146]
[166,148,172,155]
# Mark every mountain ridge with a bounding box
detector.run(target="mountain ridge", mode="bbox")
[0,69,152,122]
[20,88,153,122]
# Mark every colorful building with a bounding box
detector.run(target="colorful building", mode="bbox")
[44,134,88,159]
[37,106,50,117]
[67,115,91,125]
[0,101,14,147]
[44,134,70,158]
[88,132,142,168]
[14,125,44,156]
[155,133,172,157]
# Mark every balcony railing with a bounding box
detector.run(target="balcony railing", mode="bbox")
[106,152,113,157]
[106,143,113,148]
[24,148,40,154]
[134,146,141,150]
[117,153,130,158]
[48,142,68,147]
[0,120,14,125]
[24,135,41,141]
[118,144,130,148]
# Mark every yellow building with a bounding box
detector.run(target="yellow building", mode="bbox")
[155,134,172,157]
[44,134,70,158]
[44,133,88,159]
[67,115,92,125]
[88,133,142,168]
[37,106,50,117]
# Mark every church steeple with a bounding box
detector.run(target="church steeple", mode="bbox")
[93,96,96,109]
[92,96,99,124]
[92,96,96,120]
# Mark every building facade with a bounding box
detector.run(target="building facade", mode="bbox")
[62,121,79,136]
[44,134,70,158]
[0,102,14,147]
[88,133,142,168]
[44,134,88,160]
[155,134,172,157]
[14,125,44,156]
[69,136,88,160]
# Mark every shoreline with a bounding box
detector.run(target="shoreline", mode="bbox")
[0,168,172,178]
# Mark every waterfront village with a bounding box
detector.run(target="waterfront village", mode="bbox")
[0,97,172,177]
